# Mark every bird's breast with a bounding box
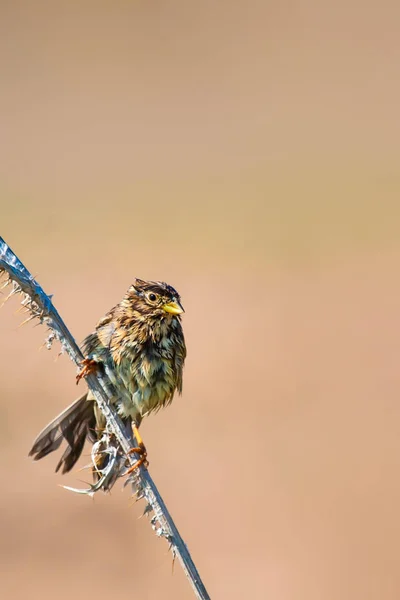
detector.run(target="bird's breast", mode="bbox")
[114,344,178,420]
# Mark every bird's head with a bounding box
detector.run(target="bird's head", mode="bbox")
[129,278,184,319]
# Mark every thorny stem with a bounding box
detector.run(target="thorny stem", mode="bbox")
[0,236,211,600]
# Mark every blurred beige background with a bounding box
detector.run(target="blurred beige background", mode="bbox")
[1,1,400,599]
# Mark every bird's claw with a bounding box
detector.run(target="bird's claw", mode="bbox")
[126,422,149,473]
[126,443,149,474]
[76,358,98,385]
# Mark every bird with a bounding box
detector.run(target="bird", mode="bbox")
[29,278,186,478]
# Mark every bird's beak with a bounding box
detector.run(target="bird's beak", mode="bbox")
[162,299,184,315]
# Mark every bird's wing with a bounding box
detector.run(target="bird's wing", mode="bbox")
[96,314,117,350]
[81,310,116,357]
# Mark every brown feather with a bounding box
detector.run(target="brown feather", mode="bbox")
[29,279,186,478]
[29,393,96,473]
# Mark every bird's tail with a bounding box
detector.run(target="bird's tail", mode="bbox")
[29,393,97,474]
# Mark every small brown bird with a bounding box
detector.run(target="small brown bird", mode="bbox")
[29,278,186,476]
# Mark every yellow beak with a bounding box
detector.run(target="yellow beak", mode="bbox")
[162,300,184,315]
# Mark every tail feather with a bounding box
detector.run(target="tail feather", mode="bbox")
[56,419,89,474]
[29,394,96,474]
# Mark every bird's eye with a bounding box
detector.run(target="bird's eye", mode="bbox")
[148,293,157,302]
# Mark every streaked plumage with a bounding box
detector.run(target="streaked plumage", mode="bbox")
[29,278,186,474]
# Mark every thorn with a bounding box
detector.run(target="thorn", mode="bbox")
[172,552,176,575]
[0,288,18,307]
[139,503,153,519]
[18,314,36,328]
[60,484,95,498]
[76,463,94,472]
[76,477,93,486]
[2,288,20,306]
[8,285,21,297]
[123,477,133,489]
[14,304,28,315]
[150,515,157,526]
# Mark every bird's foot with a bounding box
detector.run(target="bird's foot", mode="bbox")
[126,449,148,473]
[76,358,98,385]
[126,424,149,473]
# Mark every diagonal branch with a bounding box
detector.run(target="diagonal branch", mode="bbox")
[0,236,211,600]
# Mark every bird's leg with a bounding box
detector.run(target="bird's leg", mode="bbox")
[126,424,148,473]
[76,358,99,384]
